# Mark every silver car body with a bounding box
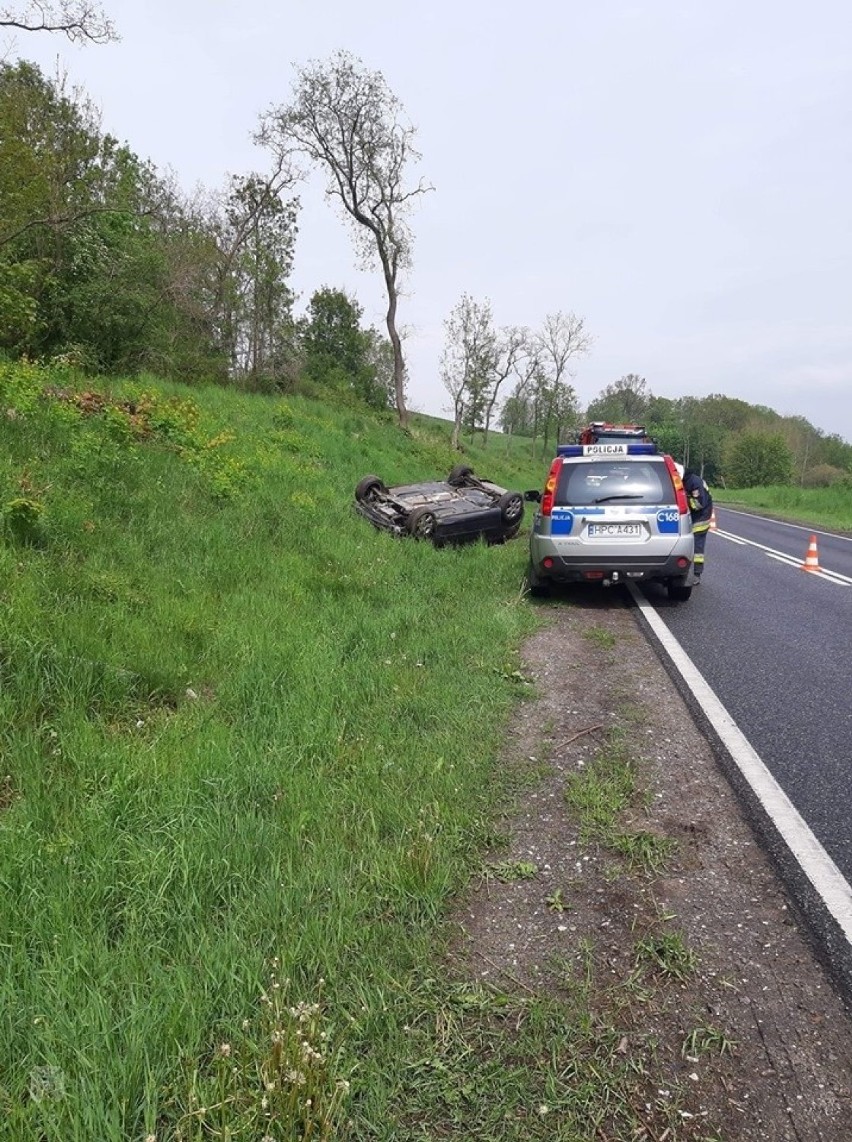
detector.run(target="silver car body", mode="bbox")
[528,443,695,595]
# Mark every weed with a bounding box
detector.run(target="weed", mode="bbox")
[170,966,350,1141]
[611,829,677,874]
[487,859,538,882]
[545,887,568,912]
[583,624,617,649]
[682,1024,737,1057]
[495,664,534,686]
[635,930,698,981]
[363,975,682,1139]
[564,736,634,834]
[564,735,677,874]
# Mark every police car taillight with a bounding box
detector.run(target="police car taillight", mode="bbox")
[664,455,690,515]
[540,458,561,517]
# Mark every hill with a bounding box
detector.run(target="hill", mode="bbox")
[1,360,548,1137]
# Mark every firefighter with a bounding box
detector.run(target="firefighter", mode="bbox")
[682,469,713,581]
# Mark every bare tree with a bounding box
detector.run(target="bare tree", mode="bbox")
[481,325,526,446]
[260,51,431,428]
[499,335,539,455]
[440,293,497,451]
[535,311,592,454]
[1,2,117,43]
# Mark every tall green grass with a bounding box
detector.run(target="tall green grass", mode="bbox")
[1,362,549,1138]
[714,484,852,531]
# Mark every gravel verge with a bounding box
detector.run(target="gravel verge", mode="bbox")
[448,590,852,1140]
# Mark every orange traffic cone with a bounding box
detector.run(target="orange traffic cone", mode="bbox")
[802,534,821,572]
[710,509,717,532]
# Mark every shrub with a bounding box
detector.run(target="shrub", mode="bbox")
[724,431,793,487]
[802,463,847,488]
[2,496,44,545]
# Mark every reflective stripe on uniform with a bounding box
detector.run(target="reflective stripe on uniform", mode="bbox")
[693,521,711,534]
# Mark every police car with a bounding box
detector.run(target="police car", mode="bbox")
[525,424,696,601]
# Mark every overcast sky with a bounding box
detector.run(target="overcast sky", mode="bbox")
[9,0,852,442]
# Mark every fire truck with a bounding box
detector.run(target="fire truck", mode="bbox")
[576,422,654,446]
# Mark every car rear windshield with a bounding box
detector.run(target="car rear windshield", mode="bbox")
[556,458,675,507]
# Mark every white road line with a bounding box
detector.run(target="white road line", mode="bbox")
[714,530,852,586]
[721,506,852,543]
[629,585,852,947]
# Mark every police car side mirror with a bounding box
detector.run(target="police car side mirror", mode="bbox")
[524,489,541,503]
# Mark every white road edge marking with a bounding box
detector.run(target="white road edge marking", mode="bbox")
[629,584,852,946]
[721,507,852,543]
[714,529,852,586]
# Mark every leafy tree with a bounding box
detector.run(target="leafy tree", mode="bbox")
[0,61,303,382]
[586,373,649,423]
[0,61,132,361]
[725,432,793,487]
[301,287,390,409]
[219,172,298,385]
[302,288,367,380]
[260,51,432,428]
[440,294,497,450]
[362,326,396,408]
[813,432,852,472]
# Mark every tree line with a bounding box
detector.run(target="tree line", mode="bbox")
[439,303,852,487]
[0,50,418,414]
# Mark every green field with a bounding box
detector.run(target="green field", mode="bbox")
[713,484,852,533]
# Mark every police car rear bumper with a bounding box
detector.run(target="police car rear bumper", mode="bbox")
[530,551,694,584]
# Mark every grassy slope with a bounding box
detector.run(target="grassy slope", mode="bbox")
[0,363,552,1139]
[713,484,852,532]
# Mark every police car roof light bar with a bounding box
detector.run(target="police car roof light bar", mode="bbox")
[556,442,659,457]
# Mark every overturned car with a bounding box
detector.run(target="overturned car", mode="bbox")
[354,465,525,546]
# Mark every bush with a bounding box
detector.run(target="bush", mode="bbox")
[802,463,847,488]
[2,496,44,545]
[724,432,793,487]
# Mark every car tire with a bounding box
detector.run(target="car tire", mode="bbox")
[406,507,439,541]
[447,464,474,486]
[497,491,524,527]
[355,475,387,502]
[526,560,549,597]
[667,581,692,602]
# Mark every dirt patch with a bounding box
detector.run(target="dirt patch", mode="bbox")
[448,592,852,1140]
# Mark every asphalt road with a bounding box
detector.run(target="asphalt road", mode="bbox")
[641,506,852,884]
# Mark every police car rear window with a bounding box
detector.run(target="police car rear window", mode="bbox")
[556,459,674,507]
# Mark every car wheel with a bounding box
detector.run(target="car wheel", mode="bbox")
[526,559,549,597]
[667,581,692,602]
[497,491,524,526]
[355,475,387,502]
[447,464,474,486]
[406,507,439,541]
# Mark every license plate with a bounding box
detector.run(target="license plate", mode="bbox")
[587,522,642,538]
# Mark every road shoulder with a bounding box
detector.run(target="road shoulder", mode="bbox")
[449,592,852,1140]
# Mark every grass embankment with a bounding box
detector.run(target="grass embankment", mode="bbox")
[713,484,852,532]
[2,362,568,1139]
